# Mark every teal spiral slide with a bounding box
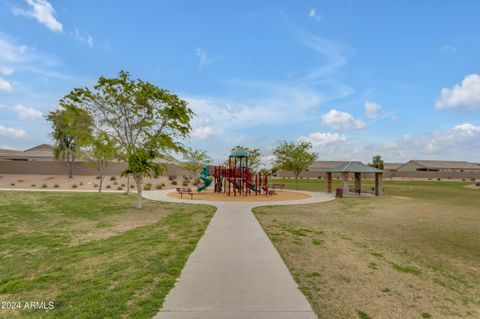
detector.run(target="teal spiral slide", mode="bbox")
[197,165,212,192]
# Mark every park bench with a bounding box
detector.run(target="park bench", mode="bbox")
[176,187,195,199]
[272,183,285,192]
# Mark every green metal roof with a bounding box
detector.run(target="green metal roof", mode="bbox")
[321,161,383,173]
[230,149,248,158]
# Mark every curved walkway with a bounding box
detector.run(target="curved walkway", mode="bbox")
[143,190,334,319]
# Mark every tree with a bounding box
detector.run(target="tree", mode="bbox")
[85,132,117,193]
[369,154,384,170]
[230,146,262,172]
[61,71,193,208]
[46,104,93,179]
[272,141,317,190]
[123,149,164,208]
[183,147,211,179]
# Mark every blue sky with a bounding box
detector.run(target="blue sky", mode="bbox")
[1,0,480,164]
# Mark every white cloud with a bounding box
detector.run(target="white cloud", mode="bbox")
[0,77,13,92]
[441,44,456,53]
[299,131,347,146]
[70,29,94,48]
[364,101,382,119]
[191,126,217,140]
[14,105,43,119]
[0,37,29,63]
[436,74,480,110]
[195,48,212,67]
[321,109,366,130]
[12,0,63,32]
[308,7,322,21]
[0,125,26,138]
[0,66,14,75]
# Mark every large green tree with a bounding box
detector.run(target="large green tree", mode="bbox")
[273,141,317,189]
[369,154,384,170]
[46,105,93,179]
[61,71,194,208]
[183,147,211,179]
[230,146,262,172]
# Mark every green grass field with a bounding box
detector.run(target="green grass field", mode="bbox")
[257,178,480,318]
[0,191,215,318]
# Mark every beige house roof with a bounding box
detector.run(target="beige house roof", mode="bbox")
[308,161,349,170]
[402,160,480,170]
[383,163,403,171]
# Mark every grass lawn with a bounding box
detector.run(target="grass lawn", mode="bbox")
[256,179,480,319]
[0,191,215,318]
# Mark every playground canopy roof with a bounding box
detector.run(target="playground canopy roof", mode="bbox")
[230,149,248,158]
[321,161,383,173]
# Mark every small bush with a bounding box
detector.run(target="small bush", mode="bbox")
[96,176,101,179]
[110,176,117,181]
[93,183,98,188]
[471,178,476,182]
[79,181,84,186]
[168,175,177,181]
[17,179,23,182]
[72,184,78,189]
[117,186,123,190]
[42,184,48,188]
[106,185,111,189]
[47,177,55,180]
[113,181,118,185]
[10,183,15,186]
[462,178,466,181]
[144,183,152,190]
[161,183,166,187]
[54,184,59,188]
[437,178,441,181]
[155,184,163,190]
[171,180,178,185]
[182,181,188,186]
[130,184,134,189]
[31,184,36,187]
[121,183,125,187]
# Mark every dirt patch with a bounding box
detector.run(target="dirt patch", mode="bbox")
[167,190,311,202]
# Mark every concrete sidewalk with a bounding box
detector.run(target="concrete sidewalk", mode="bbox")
[143,190,334,319]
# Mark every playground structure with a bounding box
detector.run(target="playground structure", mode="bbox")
[197,150,271,197]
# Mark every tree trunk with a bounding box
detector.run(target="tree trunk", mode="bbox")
[126,174,131,194]
[68,158,74,179]
[134,174,143,208]
[99,175,104,193]
[294,173,299,190]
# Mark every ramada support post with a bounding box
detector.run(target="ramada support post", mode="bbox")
[326,172,332,193]
[375,172,384,196]
[341,172,349,194]
[354,172,361,194]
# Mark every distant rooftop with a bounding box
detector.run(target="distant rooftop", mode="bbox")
[322,161,383,173]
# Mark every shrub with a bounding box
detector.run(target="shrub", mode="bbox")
[31,184,36,187]
[96,176,101,179]
[79,181,84,186]
[462,178,466,181]
[93,183,98,188]
[72,184,78,189]
[182,181,188,186]
[110,176,117,181]
[168,175,177,181]
[121,183,125,187]
[161,183,166,187]
[144,183,152,190]
[47,177,55,180]
[171,180,178,185]
[10,183,15,186]
[113,181,118,185]
[106,185,111,189]
[17,179,23,182]
[437,178,441,181]
[42,184,48,188]
[130,184,134,189]
[471,178,476,182]
[117,186,123,191]
[54,184,59,188]
[155,184,163,190]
